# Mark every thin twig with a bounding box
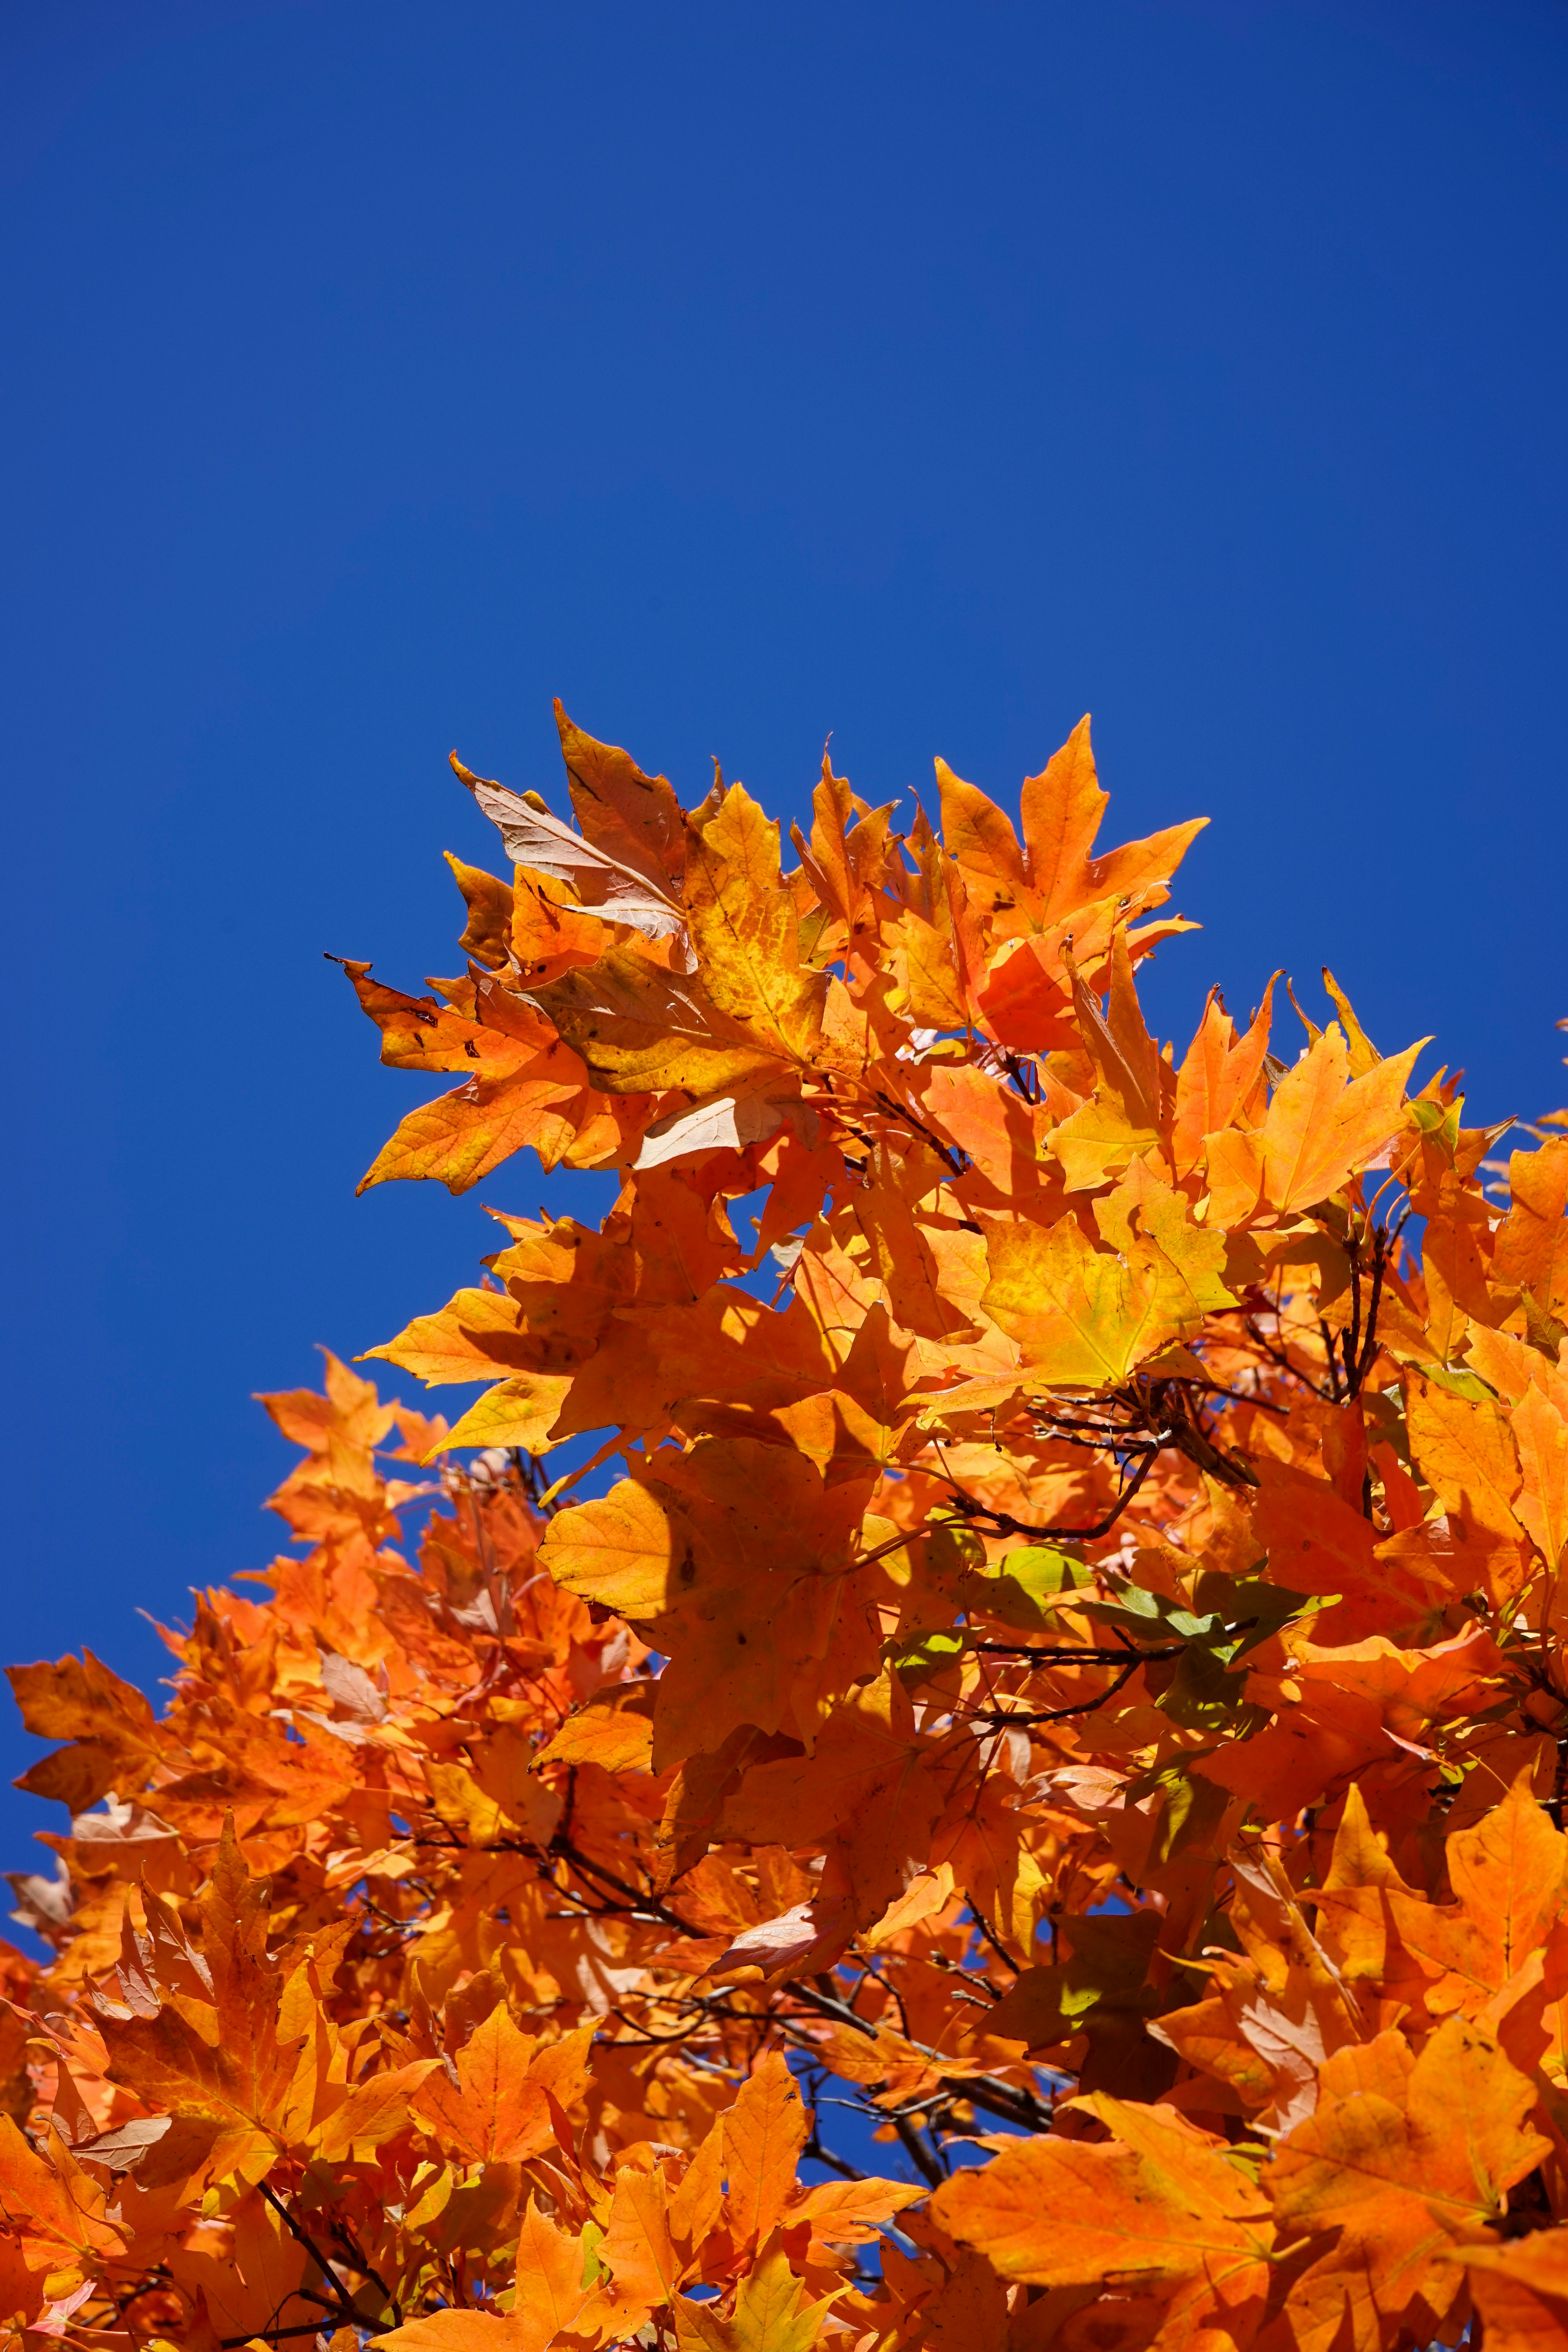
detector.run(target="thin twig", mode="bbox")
[890,2109,946,2187]
[942,1444,1158,1543]
[258,2183,374,2332]
[968,1652,1148,1729]
[1353,1229,1388,1394]
[221,2327,338,2346]
[964,1898,1021,1980]
[971,1642,1186,1664]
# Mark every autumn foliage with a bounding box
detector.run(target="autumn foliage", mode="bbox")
[11,704,1568,2352]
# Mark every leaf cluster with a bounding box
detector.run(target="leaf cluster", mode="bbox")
[7,702,1568,2352]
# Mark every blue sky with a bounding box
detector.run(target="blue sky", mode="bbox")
[4,0,1566,1857]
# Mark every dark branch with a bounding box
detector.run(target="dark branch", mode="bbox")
[969,1651,1148,1729]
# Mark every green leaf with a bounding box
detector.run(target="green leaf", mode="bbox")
[888,1626,967,1685]
[963,1544,1090,1632]
[1420,1363,1498,1405]
[1156,1641,1262,1733]
[997,1544,1092,1597]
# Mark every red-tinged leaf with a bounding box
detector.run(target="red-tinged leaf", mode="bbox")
[1461,2232,1568,2352]
[356,1052,596,1194]
[0,2120,126,2262]
[339,960,546,1077]
[556,699,687,889]
[444,851,514,972]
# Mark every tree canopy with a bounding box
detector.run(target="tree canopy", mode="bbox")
[7,703,1568,2352]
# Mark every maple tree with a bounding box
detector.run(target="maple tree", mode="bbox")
[10,703,1568,2352]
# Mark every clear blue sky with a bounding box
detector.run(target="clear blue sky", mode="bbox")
[4,0,1566,1860]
